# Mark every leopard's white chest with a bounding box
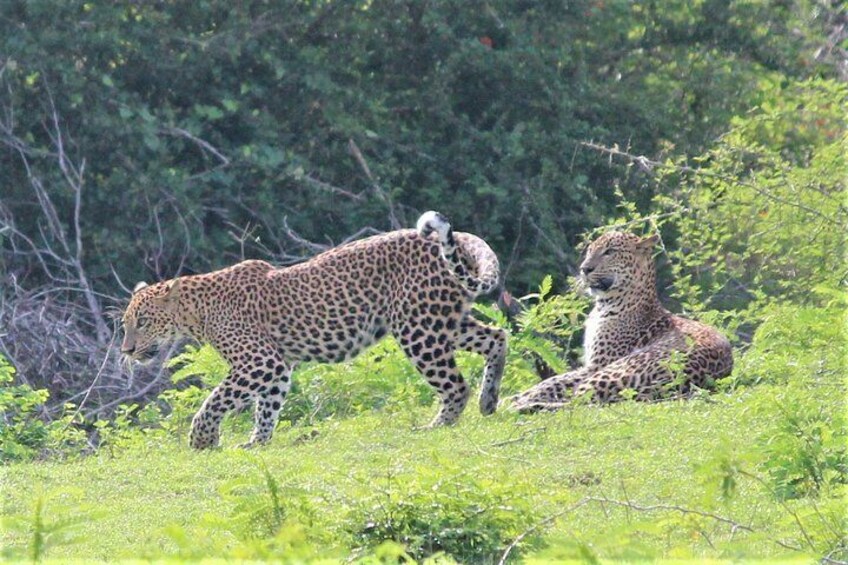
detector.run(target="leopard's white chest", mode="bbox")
[583,308,603,366]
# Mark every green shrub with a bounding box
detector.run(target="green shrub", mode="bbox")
[346,467,538,562]
[737,299,847,501]
[0,354,92,461]
[734,297,845,387]
[759,397,847,500]
[654,79,847,318]
[285,340,434,425]
[167,344,231,387]
[0,355,50,461]
[154,386,210,438]
[475,275,589,393]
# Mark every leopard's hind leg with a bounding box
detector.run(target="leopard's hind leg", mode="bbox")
[453,316,507,416]
[243,362,293,448]
[508,367,591,413]
[511,346,684,412]
[394,321,469,427]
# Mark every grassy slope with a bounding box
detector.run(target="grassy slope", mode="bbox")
[3,375,839,563]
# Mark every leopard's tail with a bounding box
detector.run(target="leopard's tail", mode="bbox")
[416,211,499,296]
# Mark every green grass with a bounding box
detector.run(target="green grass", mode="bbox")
[2,375,843,563]
[2,303,845,562]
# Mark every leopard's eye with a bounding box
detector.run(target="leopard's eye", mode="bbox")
[602,248,614,256]
[136,316,149,328]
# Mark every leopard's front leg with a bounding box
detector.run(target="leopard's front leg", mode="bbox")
[189,329,293,449]
[189,376,254,449]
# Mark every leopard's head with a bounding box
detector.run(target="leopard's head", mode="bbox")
[121,279,182,364]
[579,231,659,299]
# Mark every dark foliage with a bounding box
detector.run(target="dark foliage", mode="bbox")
[1,0,832,293]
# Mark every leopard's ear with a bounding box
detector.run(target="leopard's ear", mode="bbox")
[155,279,181,307]
[133,281,149,294]
[636,234,660,251]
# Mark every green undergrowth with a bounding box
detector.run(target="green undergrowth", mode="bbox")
[2,301,845,563]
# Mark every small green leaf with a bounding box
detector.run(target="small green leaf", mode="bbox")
[539,275,553,299]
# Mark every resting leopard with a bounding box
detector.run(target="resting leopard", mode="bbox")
[510,231,732,411]
[121,212,507,449]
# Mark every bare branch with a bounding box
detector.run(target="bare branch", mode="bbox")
[62,330,119,428]
[299,173,365,202]
[82,344,178,419]
[160,126,230,166]
[45,87,110,343]
[0,79,111,344]
[579,141,847,226]
[281,216,330,254]
[348,138,402,229]
[228,200,315,265]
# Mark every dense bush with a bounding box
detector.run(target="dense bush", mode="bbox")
[1,0,835,294]
[658,79,847,317]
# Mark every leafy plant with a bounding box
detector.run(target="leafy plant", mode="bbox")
[475,275,589,393]
[167,344,230,387]
[655,79,847,319]
[284,339,433,425]
[0,355,50,461]
[758,398,847,500]
[347,466,538,562]
[2,489,96,561]
[160,459,327,561]
[219,461,295,540]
